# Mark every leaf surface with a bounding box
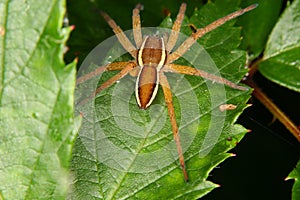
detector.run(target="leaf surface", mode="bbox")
[287,160,300,200]
[0,0,76,199]
[259,0,300,92]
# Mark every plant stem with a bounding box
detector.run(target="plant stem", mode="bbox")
[245,59,300,142]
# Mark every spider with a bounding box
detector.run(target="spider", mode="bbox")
[76,3,257,182]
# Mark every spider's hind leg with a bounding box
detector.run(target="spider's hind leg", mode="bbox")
[77,62,137,105]
[159,72,189,182]
[77,61,134,85]
[164,64,248,91]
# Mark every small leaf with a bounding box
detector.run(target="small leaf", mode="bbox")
[286,160,300,200]
[259,0,300,92]
[0,0,76,199]
[72,0,251,199]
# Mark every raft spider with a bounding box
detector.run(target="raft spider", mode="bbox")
[76,3,256,181]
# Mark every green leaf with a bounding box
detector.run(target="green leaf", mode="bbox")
[72,0,251,199]
[0,0,76,199]
[287,160,300,200]
[259,0,300,92]
[237,0,284,58]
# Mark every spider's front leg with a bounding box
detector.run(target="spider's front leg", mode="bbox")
[132,3,143,48]
[100,10,137,58]
[166,3,186,53]
[167,4,257,63]
[159,72,189,182]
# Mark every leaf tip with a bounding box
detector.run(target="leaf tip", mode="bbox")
[70,25,76,31]
[230,153,237,157]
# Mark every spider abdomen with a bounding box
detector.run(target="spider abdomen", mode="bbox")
[136,35,167,109]
[136,65,158,109]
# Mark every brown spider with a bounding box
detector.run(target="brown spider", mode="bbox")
[76,3,257,182]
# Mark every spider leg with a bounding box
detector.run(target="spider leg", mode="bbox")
[167,4,257,63]
[78,62,137,105]
[76,61,133,85]
[164,64,248,91]
[132,4,143,48]
[166,3,186,53]
[100,11,137,58]
[159,72,189,182]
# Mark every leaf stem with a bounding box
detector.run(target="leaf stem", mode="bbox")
[245,59,300,142]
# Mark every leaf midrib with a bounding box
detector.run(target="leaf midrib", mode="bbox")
[105,113,162,199]
[264,43,300,61]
